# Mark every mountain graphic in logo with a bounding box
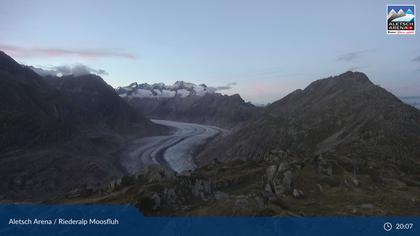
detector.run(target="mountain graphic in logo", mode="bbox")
[388,7,415,23]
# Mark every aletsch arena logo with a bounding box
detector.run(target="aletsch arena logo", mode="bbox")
[387,4,416,35]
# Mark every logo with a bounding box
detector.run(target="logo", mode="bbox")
[387,4,415,35]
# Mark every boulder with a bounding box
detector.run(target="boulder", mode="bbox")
[292,189,304,198]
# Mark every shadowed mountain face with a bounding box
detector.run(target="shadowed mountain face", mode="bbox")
[127,93,261,128]
[199,71,420,164]
[0,51,164,201]
[46,74,150,131]
[0,51,75,150]
[0,51,160,151]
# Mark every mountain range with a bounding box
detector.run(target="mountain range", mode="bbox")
[117,81,261,128]
[117,81,217,98]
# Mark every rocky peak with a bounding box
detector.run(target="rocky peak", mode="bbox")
[304,71,373,94]
[0,51,21,73]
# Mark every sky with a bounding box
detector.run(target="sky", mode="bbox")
[0,0,419,104]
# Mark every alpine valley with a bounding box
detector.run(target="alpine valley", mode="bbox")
[1,51,419,216]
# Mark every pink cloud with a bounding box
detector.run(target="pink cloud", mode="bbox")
[0,44,136,59]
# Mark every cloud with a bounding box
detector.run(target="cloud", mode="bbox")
[337,50,371,61]
[0,44,136,59]
[347,67,360,71]
[214,82,237,91]
[30,64,109,77]
[412,56,420,71]
[347,65,370,72]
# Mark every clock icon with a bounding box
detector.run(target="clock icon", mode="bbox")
[384,222,393,232]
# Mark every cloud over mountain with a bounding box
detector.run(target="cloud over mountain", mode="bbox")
[31,64,109,77]
[215,82,237,91]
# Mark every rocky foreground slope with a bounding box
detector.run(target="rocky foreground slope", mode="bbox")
[63,72,420,216]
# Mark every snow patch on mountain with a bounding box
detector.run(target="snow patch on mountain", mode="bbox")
[116,81,220,99]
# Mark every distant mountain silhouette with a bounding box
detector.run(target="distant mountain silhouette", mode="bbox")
[117,81,217,98]
[127,92,261,128]
[117,80,261,128]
